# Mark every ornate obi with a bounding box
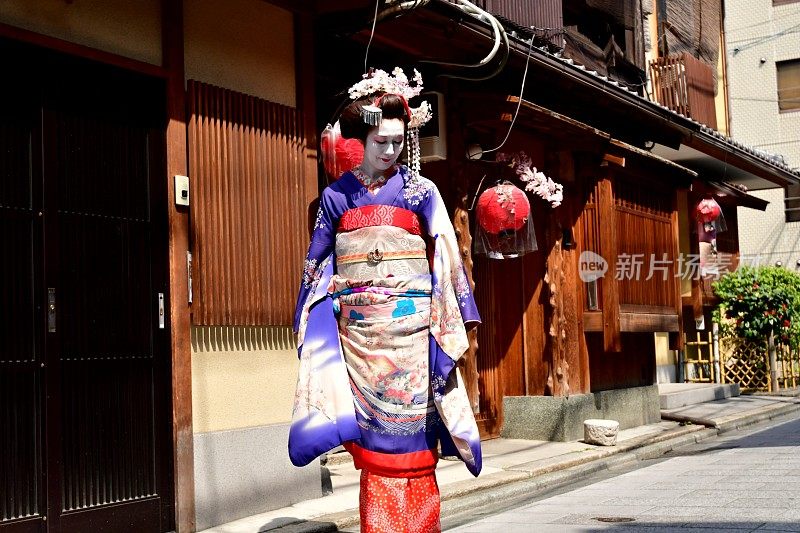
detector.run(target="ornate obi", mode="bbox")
[335,206,429,280]
[338,205,423,236]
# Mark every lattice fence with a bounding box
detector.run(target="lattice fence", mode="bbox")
[683,331,715,383]
[719,336,800,392]
[777,343,800,390]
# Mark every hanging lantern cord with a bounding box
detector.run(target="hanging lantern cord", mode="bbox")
[468,174,488,211]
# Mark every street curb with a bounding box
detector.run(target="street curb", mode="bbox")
[268,425,715,532]
[661,400,800,433]
[267,403,800,532]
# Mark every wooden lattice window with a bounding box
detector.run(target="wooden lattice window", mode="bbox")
[613,178,677,309]
[188,81,316,325]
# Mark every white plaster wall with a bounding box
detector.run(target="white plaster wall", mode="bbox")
[738,189,800,268]
[725,0,800,163]
[0,0,161,64]
[726,0,800,263]
[184,0,296,106]
[191,326,299,432]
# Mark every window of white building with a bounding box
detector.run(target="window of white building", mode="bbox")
[777,59,800,112]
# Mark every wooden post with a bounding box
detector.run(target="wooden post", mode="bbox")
[545,237,569,396]
[597,172,621,352]
[162,0,195,531]
[769,330,779,392]
[670,194,685,351]
[454,198,481,412]
[447,89,480,412]
[568,219,590,395]
[712,322,721,383]
[556,151,590,395]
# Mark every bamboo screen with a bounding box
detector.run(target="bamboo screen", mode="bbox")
[614,179,677,309]
[188,80,312,325]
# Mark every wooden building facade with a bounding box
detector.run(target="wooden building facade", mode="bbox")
[0,1,320,531]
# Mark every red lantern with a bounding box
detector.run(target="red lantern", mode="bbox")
[476,182,531,234]
[320,121,364,182]
[473,181,537,259]
[694,198,721,224]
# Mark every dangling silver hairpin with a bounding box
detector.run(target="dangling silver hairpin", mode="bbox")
[361,104,382,126]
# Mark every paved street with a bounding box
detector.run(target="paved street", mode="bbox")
[447,413,800,532]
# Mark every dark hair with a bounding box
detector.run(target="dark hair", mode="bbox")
[338,93,410,142]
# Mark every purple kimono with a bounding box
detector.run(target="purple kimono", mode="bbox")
[289,165,482,477]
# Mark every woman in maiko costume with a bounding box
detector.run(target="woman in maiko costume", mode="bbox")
[289,68,481,532]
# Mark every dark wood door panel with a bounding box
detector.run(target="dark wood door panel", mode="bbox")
[0,47,44,531]
[0,370,42,527]
[61,360,156,512]
[59,498,161,533]
[0,38,172,533]
[57,216,153,361]
[0,517,43,533]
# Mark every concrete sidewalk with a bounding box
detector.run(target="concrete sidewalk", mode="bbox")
[201,388,800,533]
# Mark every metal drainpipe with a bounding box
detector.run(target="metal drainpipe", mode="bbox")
[377,0,509,81]
[378,0,432,20]
[385,0,509,80]
[426,0,503,69]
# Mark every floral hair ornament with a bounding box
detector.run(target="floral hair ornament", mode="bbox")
[349,67,434,184]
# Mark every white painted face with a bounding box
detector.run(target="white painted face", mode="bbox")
[361,118,405,177]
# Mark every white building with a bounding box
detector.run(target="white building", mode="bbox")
[726,0,800,267]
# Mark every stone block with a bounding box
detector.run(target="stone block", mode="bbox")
[501,384,660,442]
[584,419,619,446]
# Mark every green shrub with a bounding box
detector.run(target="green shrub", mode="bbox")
[713,266,800,348]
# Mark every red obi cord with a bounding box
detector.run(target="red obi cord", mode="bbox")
[338,205,423,236]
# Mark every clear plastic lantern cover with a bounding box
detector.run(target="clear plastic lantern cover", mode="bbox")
[320,121,365,182]
[474,181,537,259]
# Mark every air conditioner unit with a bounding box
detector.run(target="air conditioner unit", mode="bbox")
[418,91,447,162]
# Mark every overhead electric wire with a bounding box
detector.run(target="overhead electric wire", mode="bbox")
[731,96,800,103]
[750,139,800,148]
[727,14,799,34]
[364,0,381,74]
[729,25,800,44]
[482,34,534,154]
[730,24,800,54]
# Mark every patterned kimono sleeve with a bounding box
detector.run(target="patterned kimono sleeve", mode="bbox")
[423,184,480,361]
[293,191,336,344]
[289,188,360,467]
[421,182,483,476]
